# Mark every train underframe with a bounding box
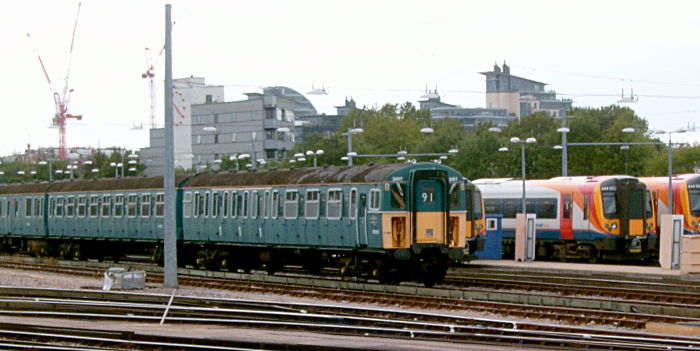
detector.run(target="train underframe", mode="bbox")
[0,235,452,287]
[501,235,658,262]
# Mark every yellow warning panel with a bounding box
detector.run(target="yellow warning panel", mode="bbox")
[415,212,444,244]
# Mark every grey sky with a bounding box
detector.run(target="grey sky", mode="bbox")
[2,0,699,156]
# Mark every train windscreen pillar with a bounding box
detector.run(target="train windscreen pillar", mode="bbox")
[659,214,683,270]
[515,213,536,262]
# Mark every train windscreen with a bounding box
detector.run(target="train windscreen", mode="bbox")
[473,191,483,219]
[690,189,700,216]
[628,189,644,219]
[645,190,653,218]
[602,191,618,218]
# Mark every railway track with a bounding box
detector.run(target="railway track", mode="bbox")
[1,287,700,350]
[2,257,700,331]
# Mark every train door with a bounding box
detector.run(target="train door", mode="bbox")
[412,174,447,245]
[357,189,369,247]
[560,193,573,239]
[617,182,646,238]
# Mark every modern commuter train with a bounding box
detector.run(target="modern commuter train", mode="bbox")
[475,176,657,262]
[0,163,484,287]
[640,174,700,234]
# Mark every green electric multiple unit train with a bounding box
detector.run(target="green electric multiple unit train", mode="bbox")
[0,163,484,286]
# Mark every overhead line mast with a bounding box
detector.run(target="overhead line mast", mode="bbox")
[28,2,83,160]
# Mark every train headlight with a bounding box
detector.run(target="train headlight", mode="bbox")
[611,222,618,230]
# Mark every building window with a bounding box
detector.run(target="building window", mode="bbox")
[232,133,236,142]
[266,130,275,140]
[214,134,219,144]
[197,135,202,144]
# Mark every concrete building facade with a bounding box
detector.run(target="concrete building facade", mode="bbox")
[480,62,572,118]
[140,77,225,176]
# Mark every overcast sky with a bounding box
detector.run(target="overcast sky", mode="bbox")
[2,0,699,156]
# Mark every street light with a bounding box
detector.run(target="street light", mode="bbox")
[229,154,239,170]
[342,127,363,165]
[555,113,574,176]
[654,128,687,214]
[510,137,537,214]
[306,149,324,167]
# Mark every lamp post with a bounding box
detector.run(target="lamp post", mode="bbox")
[342,127,363,166]
[229,154,239,170]
[38,160,53,182]
[508,137,537,213]
[305,149,324,167]
[654,128,687,215]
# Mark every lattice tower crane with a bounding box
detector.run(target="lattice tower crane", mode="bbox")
[27,2,83,160]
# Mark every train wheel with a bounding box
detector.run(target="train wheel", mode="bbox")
[58,244,73,260]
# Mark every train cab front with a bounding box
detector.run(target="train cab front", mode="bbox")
[598,177,654,259]
[380,164,469,286]
[683,176,700,234]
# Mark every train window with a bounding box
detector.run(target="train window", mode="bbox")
[127,194,138,218]
[563,194,572,219]
[212,192,219,218]
[284,190,298,219]
[25,198,32,217]
[47,198,52,218]
[101,195,111,217]
[306,190,319,219]
[77,196,87,218]
[390,183,406,210]
[155,193,164,217]
[66,196,75,217]
[271,190,279,219]
[538,198,557,219]
[503,199,518,218]
[204,192,211,218]
[583,194,589,220]
[449,183,460,209]
[327,189,342,219]
[369,189,381,211]
[251,191,258,219]
[89,195,99,218]
[183,192,192,218]
[526,199,536,214]
[232,192,239,218]
[141,194,151,218]
[645,190,653,218]
[602,191,617,218]
[114,195,124,217]
[243,191,249,218]
[55,197,64,217]
[193,192,201,217]
[222,192,229,218]
[349,189,357,219]
[13,199,18,217]
[484,199,500,215]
